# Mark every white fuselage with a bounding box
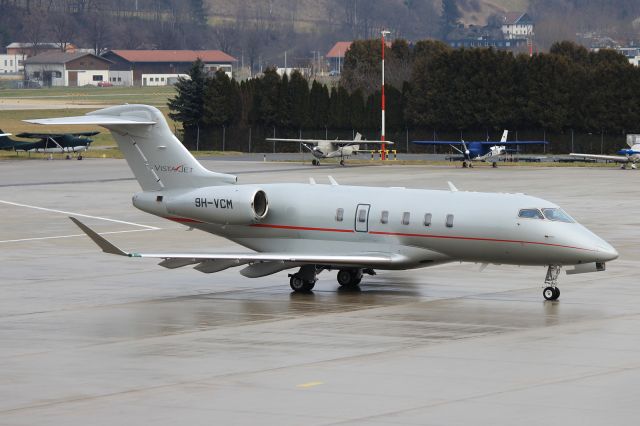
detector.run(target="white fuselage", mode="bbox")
[133,184,617,269]
[313,141,358,159]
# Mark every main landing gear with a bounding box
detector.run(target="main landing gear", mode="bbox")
[289,264,317,292]
[542,264,561,301]
[311,159,320,166]
[337,268,362,288]
[288,266,375,292]
[462,161,474,168]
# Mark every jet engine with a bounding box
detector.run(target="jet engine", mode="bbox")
[138,186,269,225]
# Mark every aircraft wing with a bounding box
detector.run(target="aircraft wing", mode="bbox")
[569,153,630,163]
[413,140,548,145]
[0,133,11,137]
[412,141,465,145]
[500,141,548,145]
[70,217,404,276]
[267,138,394,146]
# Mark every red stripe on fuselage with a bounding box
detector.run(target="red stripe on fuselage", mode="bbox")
[250,223,594,252]
[368,231,595,252]
[165,216,203,224]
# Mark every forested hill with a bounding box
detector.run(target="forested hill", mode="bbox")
[1,0,639,73]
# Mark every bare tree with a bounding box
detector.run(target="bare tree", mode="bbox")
[50,12,77,51]
[22,11,47,56]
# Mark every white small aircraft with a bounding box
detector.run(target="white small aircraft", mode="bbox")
[570,135,640,169]
[27,105,618,301]
[266,133,393,166]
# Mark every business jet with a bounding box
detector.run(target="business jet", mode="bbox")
[27,105,618,301]
[570,134,640,169]
[266,133,393,165]
[413,131,548,168]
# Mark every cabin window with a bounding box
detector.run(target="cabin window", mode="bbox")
[381,210,389,224]
[335,208,344,222]
[446,214,454,228]
[358,209,367,223]
[402,212,410,225]
[92,75,103,81]
[424,213,432,226]
[518,208,544,219]
[542,208,574,223]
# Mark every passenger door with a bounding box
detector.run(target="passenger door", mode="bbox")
[354,204,370,232]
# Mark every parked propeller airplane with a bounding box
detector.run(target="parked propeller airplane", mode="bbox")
[0,129,98,159]
[266,133,393,165]
[570,134,640,169]
[413,131,548,168]
[26,105,618,300]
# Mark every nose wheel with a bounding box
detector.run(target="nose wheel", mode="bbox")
[543,265,562,301]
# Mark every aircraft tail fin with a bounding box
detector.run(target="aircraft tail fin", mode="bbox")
[354,132,363,141]
[627,134,640,148]
[25,105,236,191]
[500,130,509,143]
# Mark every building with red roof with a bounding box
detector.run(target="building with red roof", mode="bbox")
[101,50,237,86]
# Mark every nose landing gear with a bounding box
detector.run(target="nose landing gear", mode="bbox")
[543,264,562,301]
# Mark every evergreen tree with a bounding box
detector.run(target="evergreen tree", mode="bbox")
[277,73,293,128]
[309,80,329,128]
[255,68,281,127]
[167,59,207,149]
[289,71,311,130]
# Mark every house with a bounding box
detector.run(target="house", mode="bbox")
[24,52,111,87]
[101,50,237,86]
[6,42,77,56]
[0,54,21,73]
[326,41,352,74]
[501,12,534,40]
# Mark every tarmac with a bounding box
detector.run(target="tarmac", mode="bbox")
[1,158,639,425]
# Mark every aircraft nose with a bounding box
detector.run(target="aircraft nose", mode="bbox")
[596,242,619,262]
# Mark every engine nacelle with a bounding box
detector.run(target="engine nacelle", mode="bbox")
[164,185,268,225]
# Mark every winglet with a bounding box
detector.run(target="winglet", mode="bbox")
[69,217,129,256]
[447,181,459,192]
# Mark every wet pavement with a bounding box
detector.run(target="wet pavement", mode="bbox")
[1,159,639,425]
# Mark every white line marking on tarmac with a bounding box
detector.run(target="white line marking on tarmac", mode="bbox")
[0,200,159,230]
[0,229,158,244]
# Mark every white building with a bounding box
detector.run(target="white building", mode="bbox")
[24,52,111,87]
[501,12,534,40]
[0,54,21,73]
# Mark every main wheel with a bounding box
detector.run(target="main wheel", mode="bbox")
[290,275,314,292]
[77,155,83,160]
[311,159,318,166]
[462,161,468,168]
[543,286,558,301]
[492,162,497,168]
[339,159,345,166]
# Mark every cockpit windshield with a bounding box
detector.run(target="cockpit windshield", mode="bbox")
[518,208,544,219]
[541,208,575,223]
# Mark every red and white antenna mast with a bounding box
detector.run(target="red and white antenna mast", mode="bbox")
[381,30,390,160]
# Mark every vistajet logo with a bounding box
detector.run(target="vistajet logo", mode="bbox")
[153,164,193,173]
